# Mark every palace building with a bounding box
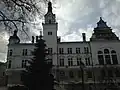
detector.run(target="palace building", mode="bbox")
[6,1,120,90]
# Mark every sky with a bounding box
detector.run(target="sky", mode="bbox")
[1,0,120,62]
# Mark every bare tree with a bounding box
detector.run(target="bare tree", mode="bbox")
[0,0,48,40]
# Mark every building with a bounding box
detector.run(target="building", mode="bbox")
[6,1,120,90]
[0,62,7,90]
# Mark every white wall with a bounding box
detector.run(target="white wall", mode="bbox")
[58,42,91,66]
[7,44,35,69]
[90,40,120,65]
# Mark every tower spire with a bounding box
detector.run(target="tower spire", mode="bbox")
[48,1,52,13]
[97,17,108,28]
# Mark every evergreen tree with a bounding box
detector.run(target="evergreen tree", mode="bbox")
[21,36,54,90]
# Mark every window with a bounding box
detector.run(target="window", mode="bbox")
[104,49,109,54]
[8,60,11,69]
[105,55,111,64]
[59,48,64,54]
[22,60,27,68]
[77,71,81,78]
[98,51,103,54]
[97,49,118,65]
[8,49,13,56]
[77,58,81,66]
[68,58,73,66]
[84,47,89,54]
[22,49,27,56]
[67,48,72,54]
[111,50,118,64]
[115,69,120,77]
[108,70,113,77]
[59,58,64,66]
[60,71,65,77]
[47,59,52,65]
[101,70,106,79]
[98,51,104,65]
[112,55,118,64]
[49,20,51,24]
[76,48,80,54]
[48,32,52,35]
[87,71,92,78]
[48,48,52,54]
[85,58,91,66]
[22,60,24,68]
[104,49,111,64]
[69,71,74,78]
[98,55,104,65]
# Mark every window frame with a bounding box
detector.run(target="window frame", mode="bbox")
[76,48,80,54]
[22,49,28,56]
[84,47,89,54]
[77,58,81,66]
[59,58,64,66]
[48,48,52,54]
[68,58,73,66]
[67,48,72,54]
[48,32,52,35]
[59,48,64,54]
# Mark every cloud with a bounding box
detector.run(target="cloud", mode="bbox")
[1,0,120,62]
[54,0,120,41]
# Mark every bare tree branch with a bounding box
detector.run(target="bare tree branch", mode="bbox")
[0,0,49,41]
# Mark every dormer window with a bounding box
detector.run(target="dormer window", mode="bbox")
[48,32,52,35]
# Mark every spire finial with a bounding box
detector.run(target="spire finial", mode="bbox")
[96,17,108,28]
[48,1,52,13]
[13,30,17,36]
[100,17,102,20]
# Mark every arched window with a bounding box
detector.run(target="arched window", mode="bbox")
[104,49,111,64]
[8,60,11,68]
[105,55,111,64]
[98,51,103,54]
[98,51,104,65]
[104,49,109,54]
[111,50,116,54]
[111,50,118,64]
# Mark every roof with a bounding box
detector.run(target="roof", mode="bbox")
[8,43,35,46]
[58,41,90,44]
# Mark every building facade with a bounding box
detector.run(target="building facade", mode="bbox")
[6,2,120,90]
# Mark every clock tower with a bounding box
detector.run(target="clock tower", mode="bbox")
[42,1,58,65]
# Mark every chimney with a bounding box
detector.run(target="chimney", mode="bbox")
[57,36,61,43]
[32,36,34,43]
[82,33,86,42]
[36,36,38,42]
